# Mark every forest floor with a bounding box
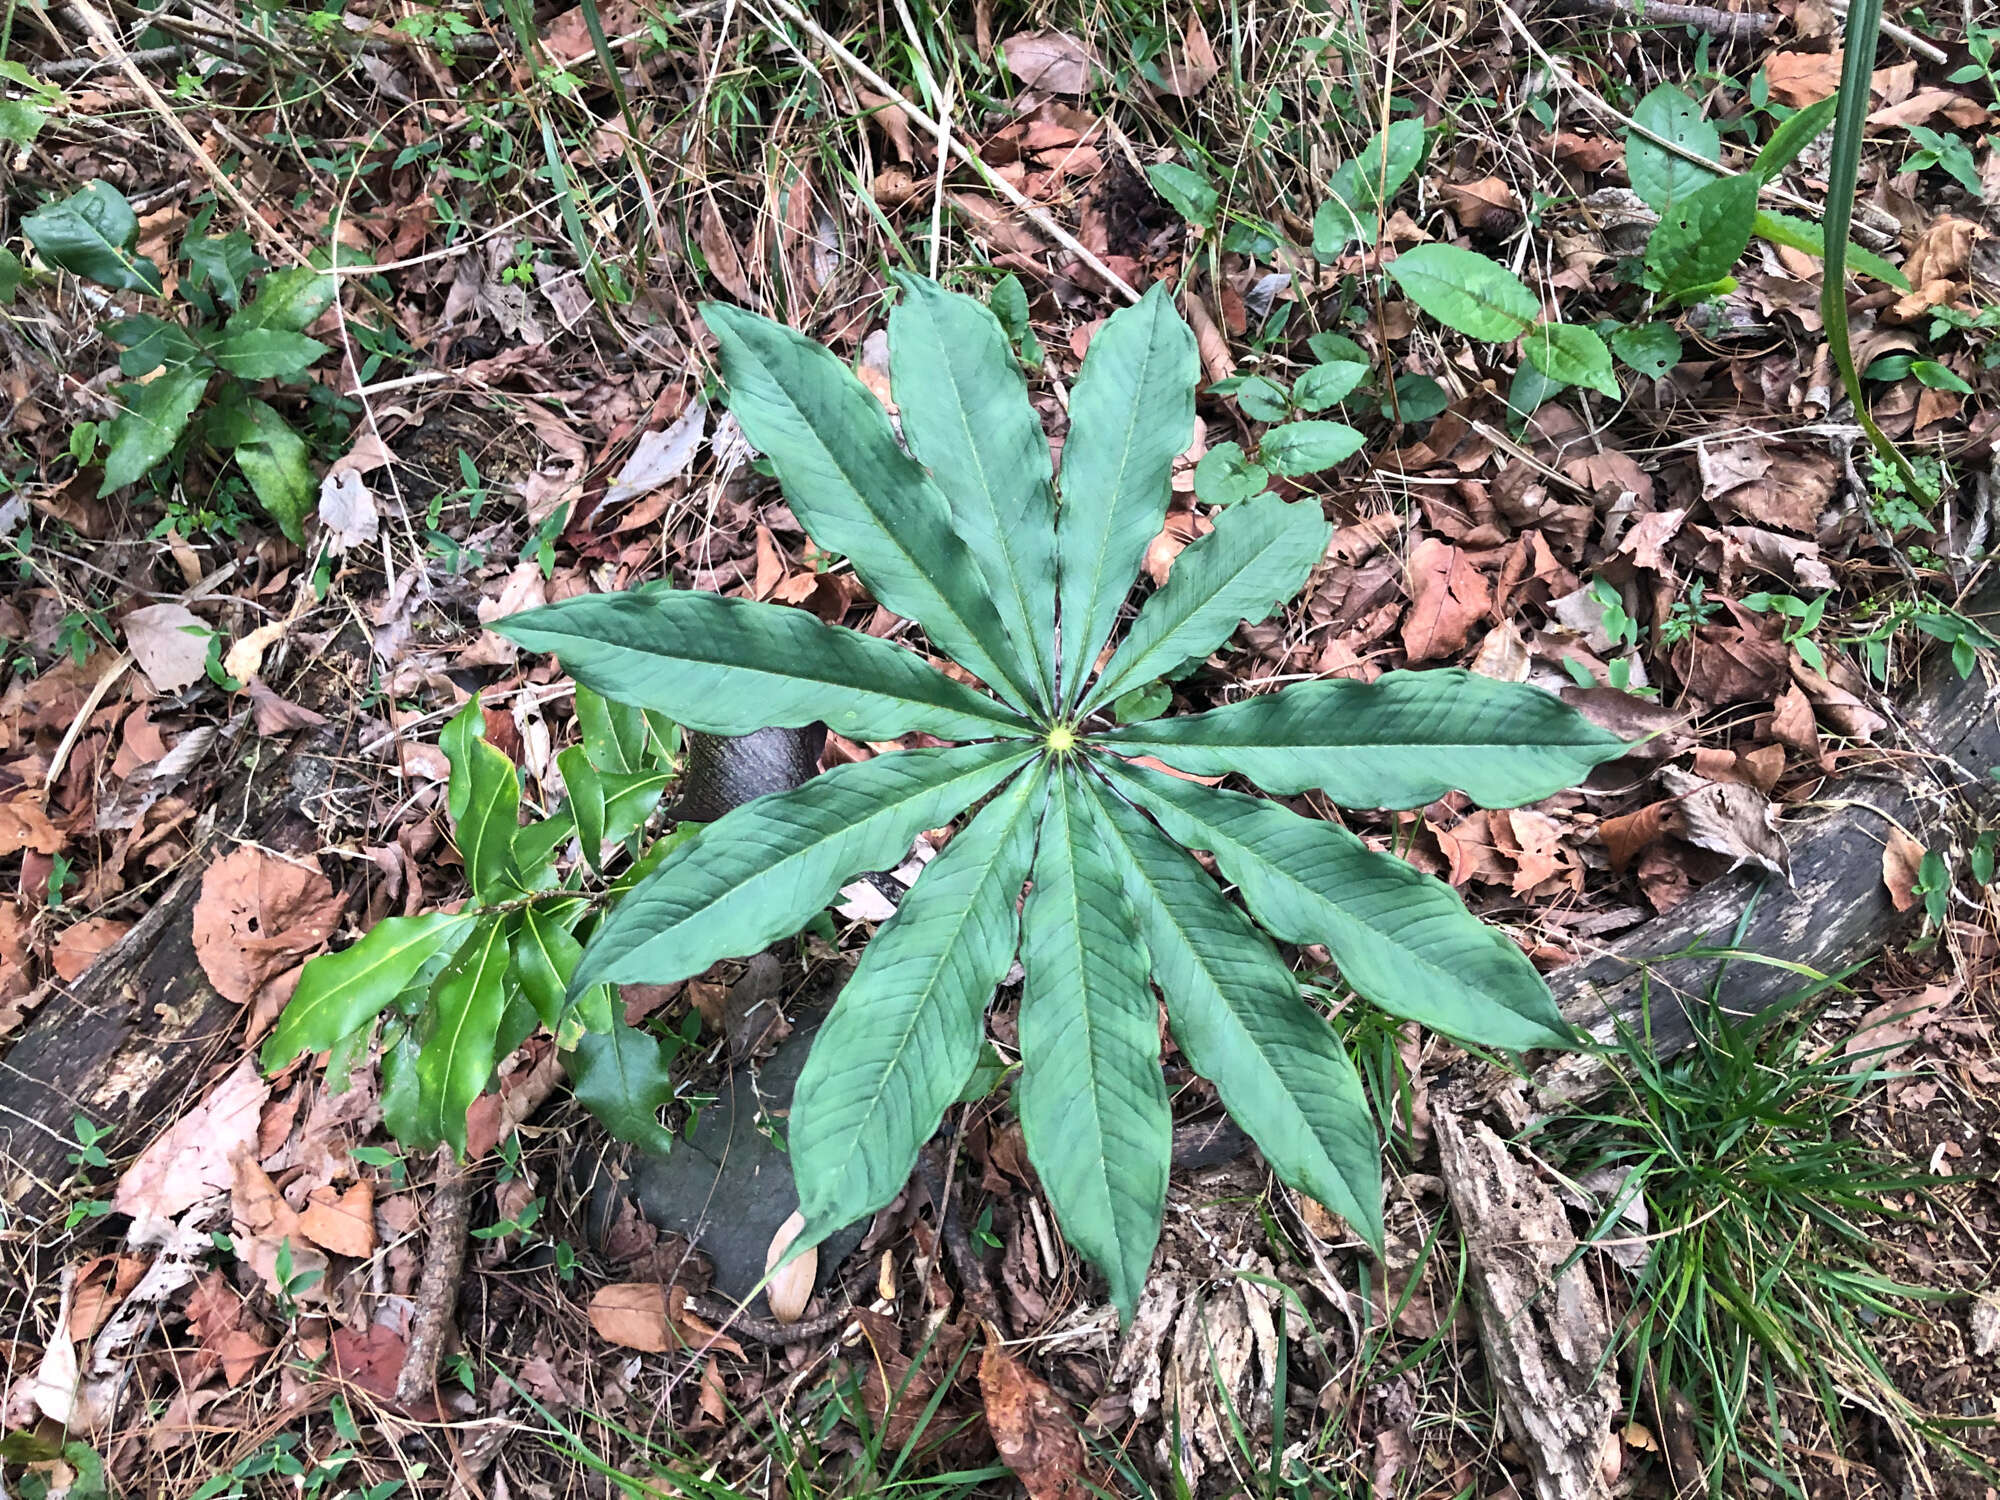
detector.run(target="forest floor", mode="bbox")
[3,0,2000,1496]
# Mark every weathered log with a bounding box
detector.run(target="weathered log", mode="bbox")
[1437,1110,1620,1500]
[0,726,344,1217]
[1505,620,1999,1114]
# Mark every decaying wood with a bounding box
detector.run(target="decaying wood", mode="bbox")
[0,726,343,1217]
[393,1151,474,1408]
[1517,631,2000,1115]
[1436,1110,1619,1500]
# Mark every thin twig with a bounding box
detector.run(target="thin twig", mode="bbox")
[757,0,1140,303]
[68,0,307,266]
[1829,0,1948,64]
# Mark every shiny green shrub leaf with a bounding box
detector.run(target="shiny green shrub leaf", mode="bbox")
[209,396,315,542]
[442,697,523,902]
[1098,758,1575,1052]
[414,914,515,1155]
[230,266,337,334]
[99,369,208,494]
[1292,359,1369,412]
[23,182,161,293]
[567,1017,679,1155]
[261,912,477,1071]
[211,327,329,381]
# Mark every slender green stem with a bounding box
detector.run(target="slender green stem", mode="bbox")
[1822,0,1924,496]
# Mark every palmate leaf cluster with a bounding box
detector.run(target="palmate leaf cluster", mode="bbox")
[488,275,1628,1318]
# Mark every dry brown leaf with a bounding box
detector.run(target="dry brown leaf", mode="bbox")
[1001,30,1099,93]
[1766,50,1842,105]
[981,1337,1096,1500]
[247,678,329,735]
[330,1324,408,1402]
[1600,802,1672,873]
[1153,15,1218,97]
[1661,769,1789,879]
[1882,827,1926,912]
[124,603,212,694]
[1867,87,1961,127]
[191,845,344,1006]
[588,1282,676,1352]
[231,1153,329,1299]
[1441,176,1520,231]
[1845,984,1950,1071]
[698,197,755,302]
[113,1056,270,1223]
[0,794,65,857]
[298,1179,377,1259]
[764,1209,815,1324]
[1770,683,1821,759]
[52,918,130,983]
[67,1256,147,1342]
[1401,538,1494,663]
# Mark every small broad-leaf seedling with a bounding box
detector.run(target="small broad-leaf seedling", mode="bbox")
[489,274,1630,1319]
[262,685,696,1158]
[21,183,338,541]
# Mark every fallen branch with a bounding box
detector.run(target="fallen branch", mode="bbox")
[1436,1111,1619,1500]
[393,1152,474,1408]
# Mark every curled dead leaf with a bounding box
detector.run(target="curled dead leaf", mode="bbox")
[764,1208,816,1324]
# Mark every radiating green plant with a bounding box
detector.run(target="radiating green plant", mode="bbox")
[21,183,337,542]
[489,274,1628,1318]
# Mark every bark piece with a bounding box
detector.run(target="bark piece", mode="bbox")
[1436,1111,1617,1500]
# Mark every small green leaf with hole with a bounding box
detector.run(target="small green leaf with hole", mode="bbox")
[1611,322,1684,379]
[1192,442,1268,506]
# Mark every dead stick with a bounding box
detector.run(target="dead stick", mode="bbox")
[394,1151,474,1408]
[1544,0,1777,39]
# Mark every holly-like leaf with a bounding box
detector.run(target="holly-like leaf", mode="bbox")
[500,590,1034,743]
[1017,765,1170,1322]
[414,914,515,1155]
[100,369,208,494]
[571,741,1034,994]
[211,327,329,381]
[1099,758,1576,1052]
[209,396,315,543]
[1087,776,1383,1246]
[1054,283,1199,713]
[888,273,1060,706]
[702,302,1042,715]
[1102,670,1629,809]
[1087,492,1330,711]
[22,182,161,293]
[567,1018,679,1154]
[1386,244,1538,341]
[790,763,1044,1248]
[442,697,523,902]
[261,912,477,1071]
[229,266,337,334]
